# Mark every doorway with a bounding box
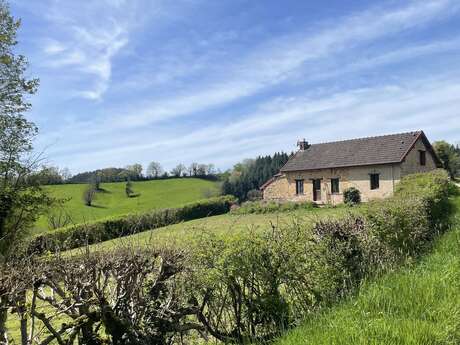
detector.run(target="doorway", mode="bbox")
[312,179,321,201]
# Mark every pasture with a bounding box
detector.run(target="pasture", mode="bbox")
[34,178,219,233]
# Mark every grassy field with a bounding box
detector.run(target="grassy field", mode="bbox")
[72,204,352,253]
[34,178,219,234]
[275,196,460,345]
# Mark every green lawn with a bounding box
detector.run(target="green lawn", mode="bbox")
[34,178,219,234]
[275,196,460,345]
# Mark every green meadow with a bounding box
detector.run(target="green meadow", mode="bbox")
[34,178,219,234]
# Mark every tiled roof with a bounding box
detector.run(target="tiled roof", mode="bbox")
[281,131,434,172]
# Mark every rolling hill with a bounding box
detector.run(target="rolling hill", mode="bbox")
[34,178,219,234]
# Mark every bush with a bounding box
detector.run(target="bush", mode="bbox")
[231,200,317,215]
[25,195,237,254]
[247,189,263,201]
[343,187,361,205]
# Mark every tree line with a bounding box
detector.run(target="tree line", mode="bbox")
[30,162,220,185]
[433,141,460,178]
[221,152,291,201]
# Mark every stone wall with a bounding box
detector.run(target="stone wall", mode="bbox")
[400,137,437,176]
[262,174,289,200]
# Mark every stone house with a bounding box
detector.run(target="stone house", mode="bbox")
[261,131,441,204]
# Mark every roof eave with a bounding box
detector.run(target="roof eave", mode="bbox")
[280,160,402,173]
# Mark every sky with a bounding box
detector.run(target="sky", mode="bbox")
[9,0,460,174]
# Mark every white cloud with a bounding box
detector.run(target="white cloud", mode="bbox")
[41,71,460,172]
[40,3,131,100]
[107,0,460,128]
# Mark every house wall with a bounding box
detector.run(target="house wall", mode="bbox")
[400,137,437,176]
[281,164,398,204]
[262,175,289,200]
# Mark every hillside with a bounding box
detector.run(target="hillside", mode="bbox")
[34,178,219,233]
[68,204,351,253]
[275,196,460,345]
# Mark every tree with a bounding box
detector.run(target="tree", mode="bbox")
[83,183,96,206]
[433,141,460,177]
[125,163,143,179]
[171,163,186,177]
[147,161,163,178]
[0,1,52,341]
[28,165,63,185]
[59,166,72,181]
[221,153,289,200]
[188,162,198,176]
[125,178,133,197]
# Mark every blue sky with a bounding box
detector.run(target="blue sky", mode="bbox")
[10,0,460,174]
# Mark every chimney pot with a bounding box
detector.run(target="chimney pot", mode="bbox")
[297,139,310,150]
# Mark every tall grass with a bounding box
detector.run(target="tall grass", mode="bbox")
[275,197,460,345]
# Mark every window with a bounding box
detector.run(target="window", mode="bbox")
[419,150,426,166]
[370,173,380,190]
[331,178,340,194]
[295,179,304,195]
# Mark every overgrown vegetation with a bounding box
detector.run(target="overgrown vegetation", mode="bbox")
[433,140,460,177]
[275,196,460,345]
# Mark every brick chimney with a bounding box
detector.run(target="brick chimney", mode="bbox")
[297,138,310,150]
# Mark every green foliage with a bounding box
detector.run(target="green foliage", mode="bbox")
[25,195,237,254]
[246,188,262,201]
[275,209,460,345]
[231,200,317,215]
[0,0,49,260]
[343,187,361,205]
[222,152,290,200]
[433,140,460,177]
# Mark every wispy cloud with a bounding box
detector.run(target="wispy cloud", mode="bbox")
[39,3,132,100]
[108,0,460,127]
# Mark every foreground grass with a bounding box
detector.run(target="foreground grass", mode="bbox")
[34,178,218,234]
[275,198,460,345]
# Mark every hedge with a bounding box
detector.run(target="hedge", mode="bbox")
[25,195,237,254]
[230,200,317,215]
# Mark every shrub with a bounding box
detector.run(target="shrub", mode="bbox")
[231,200,316,215]
[24,195,237,254]
[343,187,361,205]
[247,189,263,201]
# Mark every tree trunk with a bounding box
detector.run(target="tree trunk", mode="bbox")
[0,299,9,345]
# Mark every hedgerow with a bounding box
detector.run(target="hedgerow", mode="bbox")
[230,200,317,215]
[24,195,237,254]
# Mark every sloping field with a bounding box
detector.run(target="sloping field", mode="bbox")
[275,196,460,345]
[69,205,350,253]
[34,178,219,234]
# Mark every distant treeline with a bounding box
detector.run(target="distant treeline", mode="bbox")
[221,152,290,201]
[30,162,220,185]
